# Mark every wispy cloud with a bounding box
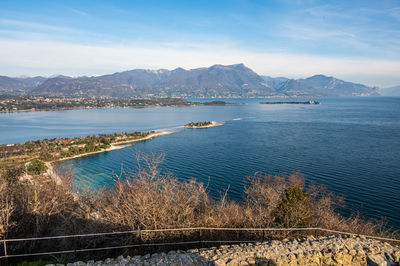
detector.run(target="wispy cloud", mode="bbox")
[0,18,118,45]
[0,38,399,86]
[388,6,400,20]
[303,4,355,20]
[0,1,399,86]
[276,2,400,59]
[64,7,90,17]
[283,23,356,41]
[0,18,83,35]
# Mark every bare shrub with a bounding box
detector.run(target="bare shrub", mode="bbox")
[244,173,306,227]
[206,190,246,228]
[9,178,81,238]
[1,164,24,182]
[307,184,346,229]
[1,154,397,262]
[242,172,396,239]
[0,177,14,239]
[86,154,213,232]
[91,175,210,230]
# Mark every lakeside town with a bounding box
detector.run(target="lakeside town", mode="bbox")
[0,95,230,112]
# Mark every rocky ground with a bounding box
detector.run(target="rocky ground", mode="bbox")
[49,235,400,265]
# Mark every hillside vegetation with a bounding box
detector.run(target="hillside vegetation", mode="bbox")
[0,154,396,262]
[0,131,155,180]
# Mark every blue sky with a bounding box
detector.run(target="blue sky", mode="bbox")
[0,0,400,86]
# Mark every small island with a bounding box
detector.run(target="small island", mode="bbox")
[185,121,221,128]
[260,100,320,105]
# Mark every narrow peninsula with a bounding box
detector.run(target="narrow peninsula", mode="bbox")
[0,130,171,183]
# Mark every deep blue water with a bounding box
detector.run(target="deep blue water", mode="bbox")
[1,97,400,228]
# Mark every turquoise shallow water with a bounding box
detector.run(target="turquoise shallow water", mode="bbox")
[1,97,400,228]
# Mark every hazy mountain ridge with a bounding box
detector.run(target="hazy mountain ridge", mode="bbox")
[0,64,380,97]
[0,75,47,93]
[277,75,379,97]
[380,86,400,96]
[261,75,289,89]
[0,75,61,94]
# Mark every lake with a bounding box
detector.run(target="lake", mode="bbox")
[1,97,399,228]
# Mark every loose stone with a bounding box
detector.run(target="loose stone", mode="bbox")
[48,235,400,266]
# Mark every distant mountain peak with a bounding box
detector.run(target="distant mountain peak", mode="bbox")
[172,67,186,72]
[210,63,247,69]
[306,74,332,80]
[231,63,247,68]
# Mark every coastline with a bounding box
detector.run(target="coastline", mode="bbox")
[0,99,233,113]
[45,131,172,186]
[54,131,172,163]
[0,105,200,113]
[44,122,224,185]
[45,162,63,186]
[184,121,225,129]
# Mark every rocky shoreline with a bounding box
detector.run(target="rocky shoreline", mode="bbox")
[50,235,400,265]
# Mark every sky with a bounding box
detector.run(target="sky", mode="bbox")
[0,0,400,87]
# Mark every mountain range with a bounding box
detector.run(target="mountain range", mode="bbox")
[0,64,381,97]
